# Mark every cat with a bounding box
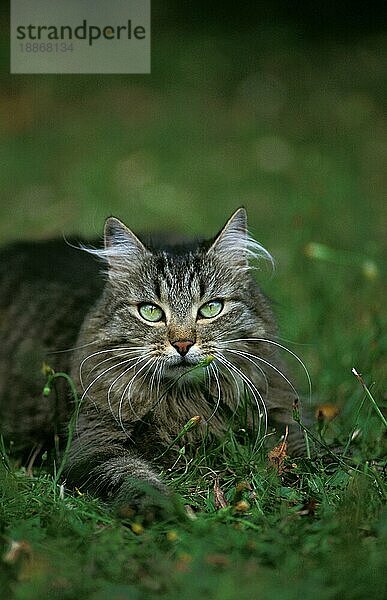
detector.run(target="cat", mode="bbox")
[0,208,304,511]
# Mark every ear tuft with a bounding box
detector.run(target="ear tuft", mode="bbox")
[79,217,149,267]
[103,217,146,254]
[226,206,248,235]
[104,217,129,248]
[207,207,274,270]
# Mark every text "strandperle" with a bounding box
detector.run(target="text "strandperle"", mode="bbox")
[16,19,146,46]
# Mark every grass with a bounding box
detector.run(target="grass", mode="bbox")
[0,17,386,600]
[1,396,386,599]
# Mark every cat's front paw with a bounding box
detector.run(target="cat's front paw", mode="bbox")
[113,476,179,522]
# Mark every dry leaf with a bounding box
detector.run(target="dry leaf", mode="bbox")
[234,500,250,512]
[166,530,178,542]
[175,553,192,573]
[206,554,230,568]
[235,481,252,494]
[268,428,289,475]
[315,404,340,422]
[213,477,228,509]
[297,498,317,516]
[184,504,197,520]
[3,540,32,564]
[131,522,144,535]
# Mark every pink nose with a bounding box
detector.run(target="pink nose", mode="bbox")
[172,340,194,357]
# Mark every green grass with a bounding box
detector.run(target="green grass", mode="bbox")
[1,401,386,600]
[0,21,386,600]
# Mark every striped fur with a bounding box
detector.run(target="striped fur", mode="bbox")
[0,209,305,510]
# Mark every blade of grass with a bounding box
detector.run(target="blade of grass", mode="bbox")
[352,368,387,429]
[43,368,82,485]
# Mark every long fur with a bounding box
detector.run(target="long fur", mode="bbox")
[0,208,305,510]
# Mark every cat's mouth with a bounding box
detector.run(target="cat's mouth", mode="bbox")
[169,356,196,369]
[163,355,204,379]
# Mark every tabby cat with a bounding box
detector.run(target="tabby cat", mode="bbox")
[0,208,304,511]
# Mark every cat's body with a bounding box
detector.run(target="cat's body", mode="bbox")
[0,239,103,449]
[0,209,304,509]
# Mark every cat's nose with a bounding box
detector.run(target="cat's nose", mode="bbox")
[172,339,194,357]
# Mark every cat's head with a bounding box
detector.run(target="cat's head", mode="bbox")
[85,208,274,379]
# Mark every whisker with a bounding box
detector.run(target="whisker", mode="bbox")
[119,356,161,435]
[48,339,100,355]
[80,345,144,370]
[214,352,267,447]
[148,358,161,399]
[213,354,255,434]
[79,347,143,392]
[107,354,149,429]
[118,357,155,430]
[149,360,203,412]
[204,361,212,404]
[225,348,269,397]
[224,348,297,399]
[72,353,147,441]
[85,348,145,379]
[205,363,221,424]
[218,359,242,418]
[219,337,312,402]
[155,360,165,404]
[80,355,144,401]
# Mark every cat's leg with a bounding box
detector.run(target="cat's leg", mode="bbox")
[63,414,172,517]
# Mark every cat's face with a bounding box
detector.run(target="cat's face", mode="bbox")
[88,208,273,381]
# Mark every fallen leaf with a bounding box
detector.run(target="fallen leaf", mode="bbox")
[206,554,230,568]
[213,477,228,509]
[166,530,179,542]
[315,404,340,422]
[235,481,252,494]
[184,505,197,520]
[268,428,289,475]
[131,522,144,535]
[297,498,318,516]
[3,540,32,564]
[234,500,250,512]
[175,553,192,572]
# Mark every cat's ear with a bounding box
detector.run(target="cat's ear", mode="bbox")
[79,217,149,272]
[104,217,146,254]
[207,208,273,270]
[103,217,150,267]
[207,208,248,268]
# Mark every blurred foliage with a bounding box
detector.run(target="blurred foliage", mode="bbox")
[0,6,386,599]
[1,18,385,397]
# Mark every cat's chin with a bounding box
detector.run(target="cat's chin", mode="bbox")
[163,360,207,384]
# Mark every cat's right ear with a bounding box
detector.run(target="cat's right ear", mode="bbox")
[103,217,150,268]
[104,217,145,253]
[79,217,149,274]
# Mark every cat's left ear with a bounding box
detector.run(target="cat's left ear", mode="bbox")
[207,208,273,270]
[207,208,249,268]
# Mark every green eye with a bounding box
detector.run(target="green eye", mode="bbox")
[138,303,164,322]
[198,300,223,319]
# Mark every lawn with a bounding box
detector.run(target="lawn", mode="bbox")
[0,12,386,600]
